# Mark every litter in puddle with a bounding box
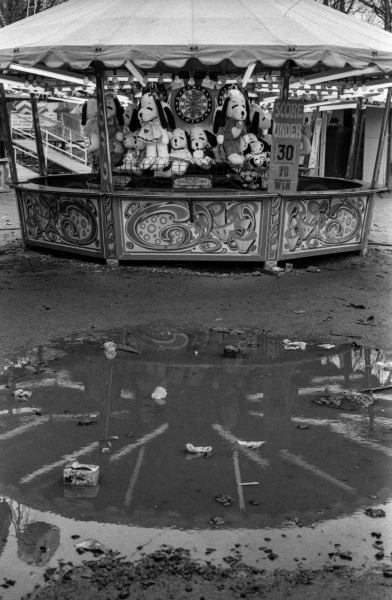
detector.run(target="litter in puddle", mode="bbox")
[13,389,32,398]
[186,443,212,454]
[152,386,167,400]
[236,440,265,449]
[63,462,99,486]
[283,339,307,351]
[75,539,108,555]
[313,391,374,409]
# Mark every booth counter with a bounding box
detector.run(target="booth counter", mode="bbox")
[14,174,373,266]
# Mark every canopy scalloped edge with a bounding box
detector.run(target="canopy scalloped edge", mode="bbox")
[2,46,392,73]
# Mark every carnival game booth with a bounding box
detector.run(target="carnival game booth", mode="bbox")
[1,0,392,266]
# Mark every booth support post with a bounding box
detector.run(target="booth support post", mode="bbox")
[263,62,290,271]
[30,93,47,177]
[95,64,118,266]
[345,97,363,180]
[360,87,392,256]
[0,84,18,185]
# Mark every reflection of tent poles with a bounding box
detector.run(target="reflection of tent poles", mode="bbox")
[110,423,168,462]
[213,424,268,469]
[124,447,145,508]
[232,450,246,514]
[20,441,99,484]
[280,450,355,493]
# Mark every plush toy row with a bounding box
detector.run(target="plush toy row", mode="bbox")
[81,89,311,177]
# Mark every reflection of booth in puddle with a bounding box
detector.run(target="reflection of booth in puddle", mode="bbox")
[17,521,60,567]
[1,331,392,530]
[0,499,12,558]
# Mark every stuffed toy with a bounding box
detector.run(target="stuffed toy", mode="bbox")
[168,128,193,175]
[244,133,268,169]
[213,89,250,167]
[240,169,260,190]
[300,122,312,156]
[81,94,125,166]
[132,93,175,171]
[123,131,146,175]
[249,104,271,135]
[81,98,99,154]
[249,103,272,150]
[189,126,218,169]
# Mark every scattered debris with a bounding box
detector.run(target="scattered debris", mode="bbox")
[383,567,392,578]
[152,386,167,401]
[74,539,108,556]
[223,345,241,358]
[284,263,293,273]
[293,310,305,314]
[306,266,320,273]
[297,425,309,429]
[313,391,374,410]
[238,482,259,486]
[283,339,307,350]
[210,517,225,525]
[116,344,140,355]
[339,551,353,560]
[215,494,234,506]
[249,500,260,505]
[236,440,265,449]
[13,389,31,398]
[348,303,366,309]
[365,508,386,518]
[103,341,116,359]
[371,531,382,538]
[63,462,99,486]
[318,344,336,349]
[78,419,97,426]
[186,443,212,455]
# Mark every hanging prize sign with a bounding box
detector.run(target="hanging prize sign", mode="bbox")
[267,98,304,195]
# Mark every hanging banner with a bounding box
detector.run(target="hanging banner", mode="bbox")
[308,117,322,170]
[268,99,304,195]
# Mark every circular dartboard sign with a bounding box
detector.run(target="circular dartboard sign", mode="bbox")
[174,85,212,124]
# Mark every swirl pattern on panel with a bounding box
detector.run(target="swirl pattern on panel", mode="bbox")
[124,200,260,254]
[22,191,99,248]
[284,196,366,252]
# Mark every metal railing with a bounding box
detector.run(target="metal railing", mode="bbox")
[11,111,88,169]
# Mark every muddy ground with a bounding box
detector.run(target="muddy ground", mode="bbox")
[1,191,392,598]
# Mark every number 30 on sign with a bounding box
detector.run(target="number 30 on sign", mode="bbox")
[268,99,304,195]
[274,143,296,164]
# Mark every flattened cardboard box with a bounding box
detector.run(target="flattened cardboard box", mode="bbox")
[63,462,99,486]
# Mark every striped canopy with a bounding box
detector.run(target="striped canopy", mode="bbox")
[0,0,392,72]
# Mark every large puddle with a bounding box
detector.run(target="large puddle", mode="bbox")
[0,328,392,596]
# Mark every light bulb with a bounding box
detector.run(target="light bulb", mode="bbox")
[112,75,118,84]
[299,77,305,85]
[362,83,367,92]
[266,74,273,84]
[188,75,195,86]
[24,80,29,88]
[236,74,242,85]
[83,75,89,85]
[219,74,227,85]
[158,74,164,84]
[353,83,358,91]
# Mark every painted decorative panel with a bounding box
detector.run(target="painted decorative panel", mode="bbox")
[281,195,368,255]
[20,191,102,252]
[121,199,262,256]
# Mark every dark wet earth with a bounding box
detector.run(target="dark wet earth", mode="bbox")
[0,327,392,598]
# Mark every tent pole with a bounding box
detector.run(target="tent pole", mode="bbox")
[0,84,18,185]
[95,65,114,194]
[30,93,47,177]
[94,64,118,266]
[280,61,291,100]
[353,108,365,180]
[371,87,392,189]
[345,97,362,180]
